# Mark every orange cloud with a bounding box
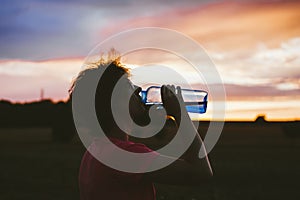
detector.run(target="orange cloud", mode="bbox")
[100,1,300,51]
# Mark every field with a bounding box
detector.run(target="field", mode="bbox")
[0,123,299,200]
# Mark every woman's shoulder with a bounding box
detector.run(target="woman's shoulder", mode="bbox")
[111,137,155,153]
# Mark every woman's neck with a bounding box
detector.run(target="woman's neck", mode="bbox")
[108,127,128,141]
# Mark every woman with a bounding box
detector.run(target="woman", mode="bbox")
[70,56,213,200]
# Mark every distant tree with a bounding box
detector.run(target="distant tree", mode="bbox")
[255,115,267,124]
[52,100,76,143]
[0,99,76,143]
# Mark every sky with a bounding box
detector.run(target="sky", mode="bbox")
[0,0,300,121]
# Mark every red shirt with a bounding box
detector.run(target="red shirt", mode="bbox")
[79,137,157,200]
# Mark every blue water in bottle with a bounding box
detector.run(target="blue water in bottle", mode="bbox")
[140,86,208,114]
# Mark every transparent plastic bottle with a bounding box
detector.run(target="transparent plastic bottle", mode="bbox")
[140,86,208,114]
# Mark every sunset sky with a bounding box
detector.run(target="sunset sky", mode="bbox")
[0,0,299,121]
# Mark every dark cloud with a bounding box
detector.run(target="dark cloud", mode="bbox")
[0,0,297,61]
[0,0,212,60]
[0,0,92,59]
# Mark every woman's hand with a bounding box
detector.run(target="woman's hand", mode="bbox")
[161,85,185,123]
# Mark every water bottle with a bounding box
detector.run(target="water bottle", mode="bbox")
[140,86,208,114]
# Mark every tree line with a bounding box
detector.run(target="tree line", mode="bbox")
[0,99,75,142]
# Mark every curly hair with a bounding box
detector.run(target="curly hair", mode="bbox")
[69,52,131,135]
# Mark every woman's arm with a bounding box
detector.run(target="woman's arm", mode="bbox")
[143,85,213,185]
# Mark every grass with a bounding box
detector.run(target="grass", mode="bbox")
[0,125,299,200]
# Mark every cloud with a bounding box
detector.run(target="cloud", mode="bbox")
[0,58,83,101]
[210,37,300,93]
[0,0,211,60]
[94,0,300,96]
[100,0,300,50]
[223,83,300,99]
[2,0,300,55]
[0,59,82,79]
[0,73,67,102]
[1,0,299,104]
[1,0,299,62]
